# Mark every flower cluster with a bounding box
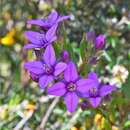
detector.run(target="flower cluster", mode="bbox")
[24,10,116,113]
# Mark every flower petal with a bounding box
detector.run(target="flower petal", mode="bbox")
[76,79,95,93]
[48,10,58,23]
[24,44,41,50]
[30,72,39,82]
[64,92,78,113]
[57,15,70,22]
[24,31,44,45]
[99,85,116,97]
[87,72,99,85]
[64,61,78,82]
[24,61,43,74]
[39,75,53,89]
[89,97,101,108]
[43,45,56,65]
[46,24,58,42]
[54,62,67,76]
[49,36,57,43]
[48,82,66,96]
[27,19,46,27]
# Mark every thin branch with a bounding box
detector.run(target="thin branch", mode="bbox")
[38,97,60,130]
[61,109,82,130]
[13,110,33,130]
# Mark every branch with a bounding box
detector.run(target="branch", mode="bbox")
[38,97,60,130]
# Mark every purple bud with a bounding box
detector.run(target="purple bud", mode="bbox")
[30,72,39,82]
[86,31,96,43]
[88,57,97,65]
[94,34,105,50]
[61,50,70,62]
[80,101,89,110]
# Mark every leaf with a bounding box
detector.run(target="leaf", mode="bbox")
[104,120,112,130]
[53,42,61,57]
[122,75,130,98]
[80,34,87,61]
[64,41,77,63]
[110,97,128,108]
[124,120,130,129]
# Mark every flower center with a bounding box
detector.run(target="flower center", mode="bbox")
[67,82,76,92]
[89,87,99,97]
[43,64,53,75]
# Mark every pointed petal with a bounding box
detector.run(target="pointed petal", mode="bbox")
[89,97,101,108]
[24,44,41,50]
[49,36,57,43]
[57,15,70,22]
[64,92,78,113]
[87,72,99,85]
[54,62,67,76]
[24,61,43,74]
[48,10,58,23]
[27,19,45,26]
[48,82,66,96]
[81,92,89,98]
[43,45,56,65]
[64,61,78,82]
[46,24,58,42]
[24,31,44,45]
[99,85,116,97]
[30,72,39,82]
[76,79,95,93]
[39,75,53,89]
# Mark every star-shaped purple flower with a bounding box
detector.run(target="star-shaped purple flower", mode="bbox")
[27,10,70,30]
[24,24,58,50]
[47,61,93,113]
[83,72,116,108]
[24,45,67,89]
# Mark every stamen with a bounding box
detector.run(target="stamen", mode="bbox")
[67,82,76,92]
[89,87,99,97]
[43,64,53,75]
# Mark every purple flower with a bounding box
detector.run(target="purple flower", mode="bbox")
[47,61,93,113]
[86,31,96,43]
[24,24,58,50]
[94,34,105,50]
[30,72,39,82]
[24,45,67,89]
[27,10,70,29]
[83,72,116,108]
[86,31,106,50]
[61,50,70,63]
[80,101,89,110]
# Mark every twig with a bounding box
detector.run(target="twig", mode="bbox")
[13,110,33,130]
[61,109,82,130]
[38,97,60,130]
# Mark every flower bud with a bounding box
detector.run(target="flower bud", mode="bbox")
[61,50,70,62]
[94,34,105,50]
[88,56,97,65]
[86,31,95,43]
[80,101,89,110]
[30,72,39,82]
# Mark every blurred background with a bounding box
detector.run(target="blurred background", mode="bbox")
[0,0,130,130]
